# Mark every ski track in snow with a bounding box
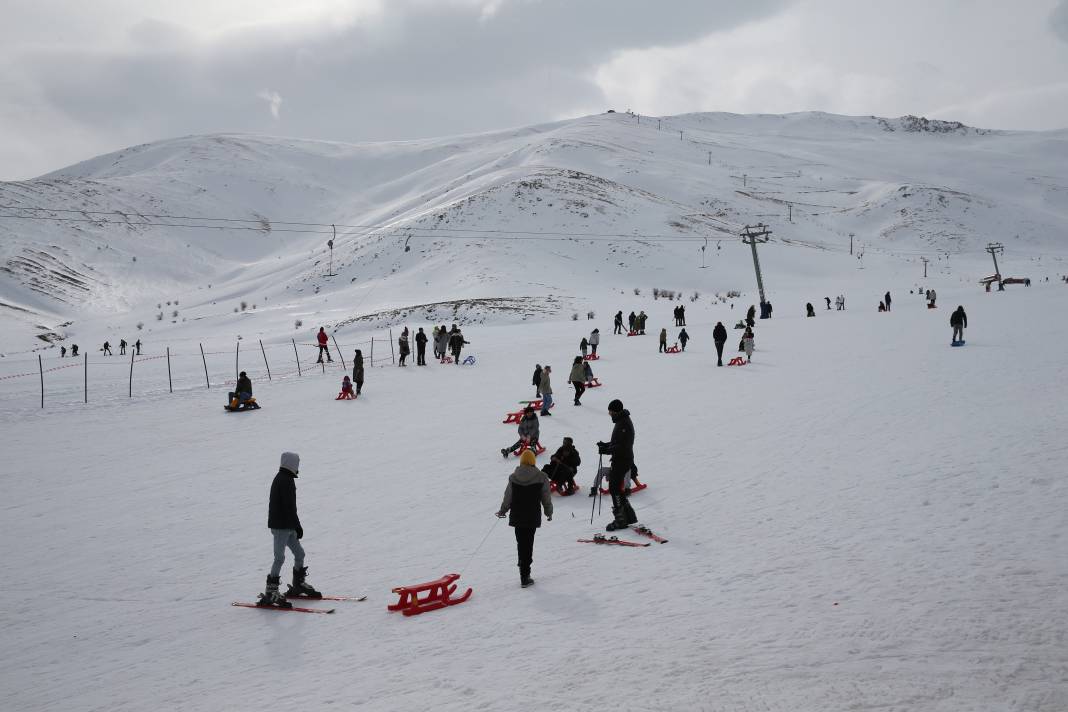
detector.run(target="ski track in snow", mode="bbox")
[2,279,1067,711]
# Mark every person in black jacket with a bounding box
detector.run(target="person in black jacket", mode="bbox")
[260,452,320,606]
[448,329,469,365]
[597,399,637,531]
[415,327,428,366]
[950,306,968,343]
[543,437,581,495]
[352,350,365,395]
[532,364,543,397]
[614,311,624,334]
[496,449,552,587]
[230,371,254,409]
[713,321,728,366]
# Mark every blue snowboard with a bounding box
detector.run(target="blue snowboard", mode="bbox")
[951,340,966,347]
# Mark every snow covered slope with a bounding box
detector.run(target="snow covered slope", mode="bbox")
[2,111,1067,354]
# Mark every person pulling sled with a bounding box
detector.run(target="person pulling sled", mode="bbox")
[496,449,552,588]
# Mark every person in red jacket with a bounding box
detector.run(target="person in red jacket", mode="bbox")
[316,327,332,364]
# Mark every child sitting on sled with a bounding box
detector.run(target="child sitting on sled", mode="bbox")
[337,375,356,400]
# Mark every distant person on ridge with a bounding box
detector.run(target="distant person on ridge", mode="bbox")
[119,338,127,355]
[134,339,142,355]
[71,344,79,357]
[101,341,112,355]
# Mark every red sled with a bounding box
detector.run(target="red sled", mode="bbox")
[664,344,681,354]
[600,473,648,495]
[583,353,600,361]
[585,378,602,388]
[388,573,472,617]
[514,439,547,457]
[519,399,544,410]
[439,356,454,364]
[727,357,747,366]
[336,391,357,400]
[626,330,639,337]
[549,480,578,496]
[502,410,524,424]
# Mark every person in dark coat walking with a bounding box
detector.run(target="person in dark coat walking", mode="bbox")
[532,364,543,397]
[659,328,668,353]
[543,437,581,495]
[678,304,686,326]
[806,303,815,317]
[579,337,589,359]
[102,341,112,355]
[496,449,552,587]
[539,366,554,415]
[260,451,320,606]
[628,311,637,332]
[448,329,468,365]
[569,356,586,405]
[134,339,142,355]
[71,344,79,357]
[598,399,637,531]
[435,325,449,360]
[713,321,728,366]
[678,328,689,351]
[415,327,428,366]
[746,305,756,328]
[884,291,892,311]
[119,339,127,355]
[352,350,365,395]
[614,311,623,334]
[950,306,968,343]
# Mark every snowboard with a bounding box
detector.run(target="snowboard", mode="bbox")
[951,340,966,347]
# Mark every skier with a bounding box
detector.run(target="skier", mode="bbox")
[352,349,365,395]
[259,451,320,607]
[134,339,142,355]
[231,371,253,409]
[316,327,332,363]
[713,321,728,366]
[435,325,450,361]
[496,448,552,588]
[950,305,968,344]
[539,365,553,416]
[628,311,637,333]
[579,337,589,359]
[119,339,127,355]
[532,364,543,397]
[806,303,815,317]
[589,328,600,355]
[742,327,755,362]
[659,328,668,353]
[501,406,541,457]
[60,346,67,358]
[543,436,581,495]
[569,356,586,405]
[614,311,623,335]
[884,291,892,312]
[597,399,637,531]
[448,328,468,365]
[825,296,831,310]
[71,344,79,357]
[678,328,689,351]
[415,327,428,366]
[102,341,112,355]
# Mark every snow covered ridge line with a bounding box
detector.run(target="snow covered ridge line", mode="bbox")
[331,296,569,330]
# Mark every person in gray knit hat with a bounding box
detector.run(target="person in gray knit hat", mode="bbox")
[258,451,321,607]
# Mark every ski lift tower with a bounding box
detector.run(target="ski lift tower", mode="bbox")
[741,224,771,305]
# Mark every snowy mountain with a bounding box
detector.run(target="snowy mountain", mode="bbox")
[1,111,1067,352]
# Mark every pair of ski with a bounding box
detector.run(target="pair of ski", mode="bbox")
[232,594,367,615]
[578,526,668,548]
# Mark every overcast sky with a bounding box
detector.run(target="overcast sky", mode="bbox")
[2,0,1067,180]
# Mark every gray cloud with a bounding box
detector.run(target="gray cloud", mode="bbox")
[0,0,787,178]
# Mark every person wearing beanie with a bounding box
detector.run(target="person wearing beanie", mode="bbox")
[496,448,552,587]
[259,452,320,607]
[231,371,253,409]
[352,350,365,395]
[713,321,728,366]
[415,327,428,366]
[543,436,582,496]
[569,356,586,405]
[502,407,540,458]
[597,399,638,531]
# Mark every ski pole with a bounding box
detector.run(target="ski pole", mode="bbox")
[591,453,603,524]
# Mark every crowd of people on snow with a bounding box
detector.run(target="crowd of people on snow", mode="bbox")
[57,339,141,358]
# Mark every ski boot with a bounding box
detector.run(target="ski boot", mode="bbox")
[257,575,292,607]
[285,566,322,599]
[605,495,628,531]
[520,566,534,588]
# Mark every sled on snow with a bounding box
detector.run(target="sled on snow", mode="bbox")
[664,344,681,354]
[336,391,357,400]
[225,392,261,412]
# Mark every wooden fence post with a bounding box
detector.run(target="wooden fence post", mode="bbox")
[84,352,88,403]
[292,339,302,376]
[331,334,347,370]
[259,340,271,381]
[38,354,44,409]
[199,343,210,388]
[128,349,135,398]
[166,347,173,393]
